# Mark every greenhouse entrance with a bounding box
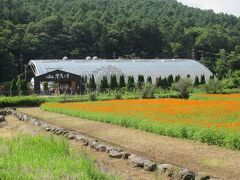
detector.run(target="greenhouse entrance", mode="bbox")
[33,70,84,95]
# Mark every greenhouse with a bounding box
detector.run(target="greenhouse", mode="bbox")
[29,59,213,94]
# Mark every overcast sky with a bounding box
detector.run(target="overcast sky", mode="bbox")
[177,0,240,17]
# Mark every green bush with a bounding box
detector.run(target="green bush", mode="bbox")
[140,84,155,99]
[114,92,122,99]
[204,79,223,94]
[172,78,192,99]
[89,93,97,101]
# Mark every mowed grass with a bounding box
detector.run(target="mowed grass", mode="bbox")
[0,135,115,179]
[41,94,240,150]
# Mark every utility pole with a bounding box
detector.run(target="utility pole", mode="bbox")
[24,64,28,80]
[20,54,23,74]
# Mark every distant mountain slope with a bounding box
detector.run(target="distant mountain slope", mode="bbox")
[0,0,239,82]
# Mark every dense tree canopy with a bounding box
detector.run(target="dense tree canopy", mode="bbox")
[0,0,240,82]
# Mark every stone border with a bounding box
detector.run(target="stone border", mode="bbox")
[3,108,218,180]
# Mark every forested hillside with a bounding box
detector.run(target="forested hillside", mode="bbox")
[0,0,240,82]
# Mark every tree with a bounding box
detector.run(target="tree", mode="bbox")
[172,78,192,99]
[89,75,96,92]
[119,75,126,88]
[200,75,206,84]
[127,76,135,91]
[167,75,174,87]
[147,76,152,84]
[194,76,200,86]
[100,76,109,92]
[175,75,181,82]
[137,75,145,89]
[156,77,162,87]
[110,75,118,90]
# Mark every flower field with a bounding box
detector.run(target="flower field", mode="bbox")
[41,94,240,150]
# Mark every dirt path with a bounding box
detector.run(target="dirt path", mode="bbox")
[18,107,240,180]
[0,115,167,180]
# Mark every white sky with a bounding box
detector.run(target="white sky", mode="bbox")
[177,0,240,17]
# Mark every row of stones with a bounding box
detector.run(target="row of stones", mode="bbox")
[5,108,215,180]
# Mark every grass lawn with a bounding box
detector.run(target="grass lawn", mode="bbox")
[0,135,115,179]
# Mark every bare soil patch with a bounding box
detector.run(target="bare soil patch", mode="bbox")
[17,107,240,180]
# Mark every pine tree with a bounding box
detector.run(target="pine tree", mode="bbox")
[167,75,174,87]
[194,76,200,86]
[100,76,109,92]
[200,75,206,84]
[147,76,152,84]
[127,76,135,91]
[110,75,118,90]
[89,75,96,91]
[119,75,126,88]
[156,77,162,87]
[175,75,180,82]
[137,75,145,89]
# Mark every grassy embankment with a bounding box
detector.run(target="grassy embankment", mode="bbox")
[41,94,240,151]
[0,135,115,179]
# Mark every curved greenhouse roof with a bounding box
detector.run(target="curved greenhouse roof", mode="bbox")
[29,59,213,83]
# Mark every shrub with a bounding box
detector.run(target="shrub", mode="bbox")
[204,79,223,94]
[89,93,97,101]
[172,78,192,99]
[140,84,155,99]
[115,92,122,99]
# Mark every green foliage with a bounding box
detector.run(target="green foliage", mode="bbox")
[140,84,155,99]
[167,75,174,87]
[174,75,181,82]
[119,75,126,88]
[10,79,17,96]
[114,92,122,100]
[137,75,145,89]
[0,0,240,83]
[172,78,192,99]
[194,76,200,86]
[204,79,223,94]
[200,75,206,84]
[0,96,46,107]
[109,75,118,90]
[0,135,112,179]
[89,93,97,101]
[100,76,109,92]
[146,76,152,84]
[127,76,135,91]
[88,75,96,92]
